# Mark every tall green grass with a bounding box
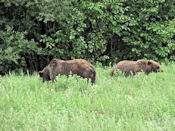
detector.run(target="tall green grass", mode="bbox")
[0,64,175,130]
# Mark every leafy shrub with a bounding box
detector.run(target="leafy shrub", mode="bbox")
[0,0,175,74]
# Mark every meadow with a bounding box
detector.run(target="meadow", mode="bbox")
[0,64,175,131]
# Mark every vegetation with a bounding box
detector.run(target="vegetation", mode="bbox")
[0,0,175,74]
[0,64,175,130]
[0,0,174,130]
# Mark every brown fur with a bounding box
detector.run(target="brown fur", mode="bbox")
[39,59,96,84]
[110,60,163,76]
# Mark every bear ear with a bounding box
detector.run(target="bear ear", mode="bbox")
[39,71,43,77]
[147,60,152,65]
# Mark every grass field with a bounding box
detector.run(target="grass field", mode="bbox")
[0,64,175,130]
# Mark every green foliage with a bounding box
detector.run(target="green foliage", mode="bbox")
[0,65,175,130]
[0,0,175,73]
[120,0,175,61]
[0,26,41,74]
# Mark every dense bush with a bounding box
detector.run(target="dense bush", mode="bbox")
[0,0,175,74]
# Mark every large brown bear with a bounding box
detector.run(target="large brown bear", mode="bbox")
[39,59,96,84]
[110,60,163,76]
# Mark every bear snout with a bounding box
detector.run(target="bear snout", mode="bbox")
[158,68,163,72]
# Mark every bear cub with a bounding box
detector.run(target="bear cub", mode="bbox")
[110,60,163,76]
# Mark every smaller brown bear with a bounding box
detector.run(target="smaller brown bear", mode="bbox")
[39,59,96,84]
[110,60,163,76]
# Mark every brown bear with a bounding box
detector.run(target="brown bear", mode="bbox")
[39,59,96,84]
[110,60,163,76]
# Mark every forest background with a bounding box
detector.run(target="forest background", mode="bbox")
[0,0,175,74]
